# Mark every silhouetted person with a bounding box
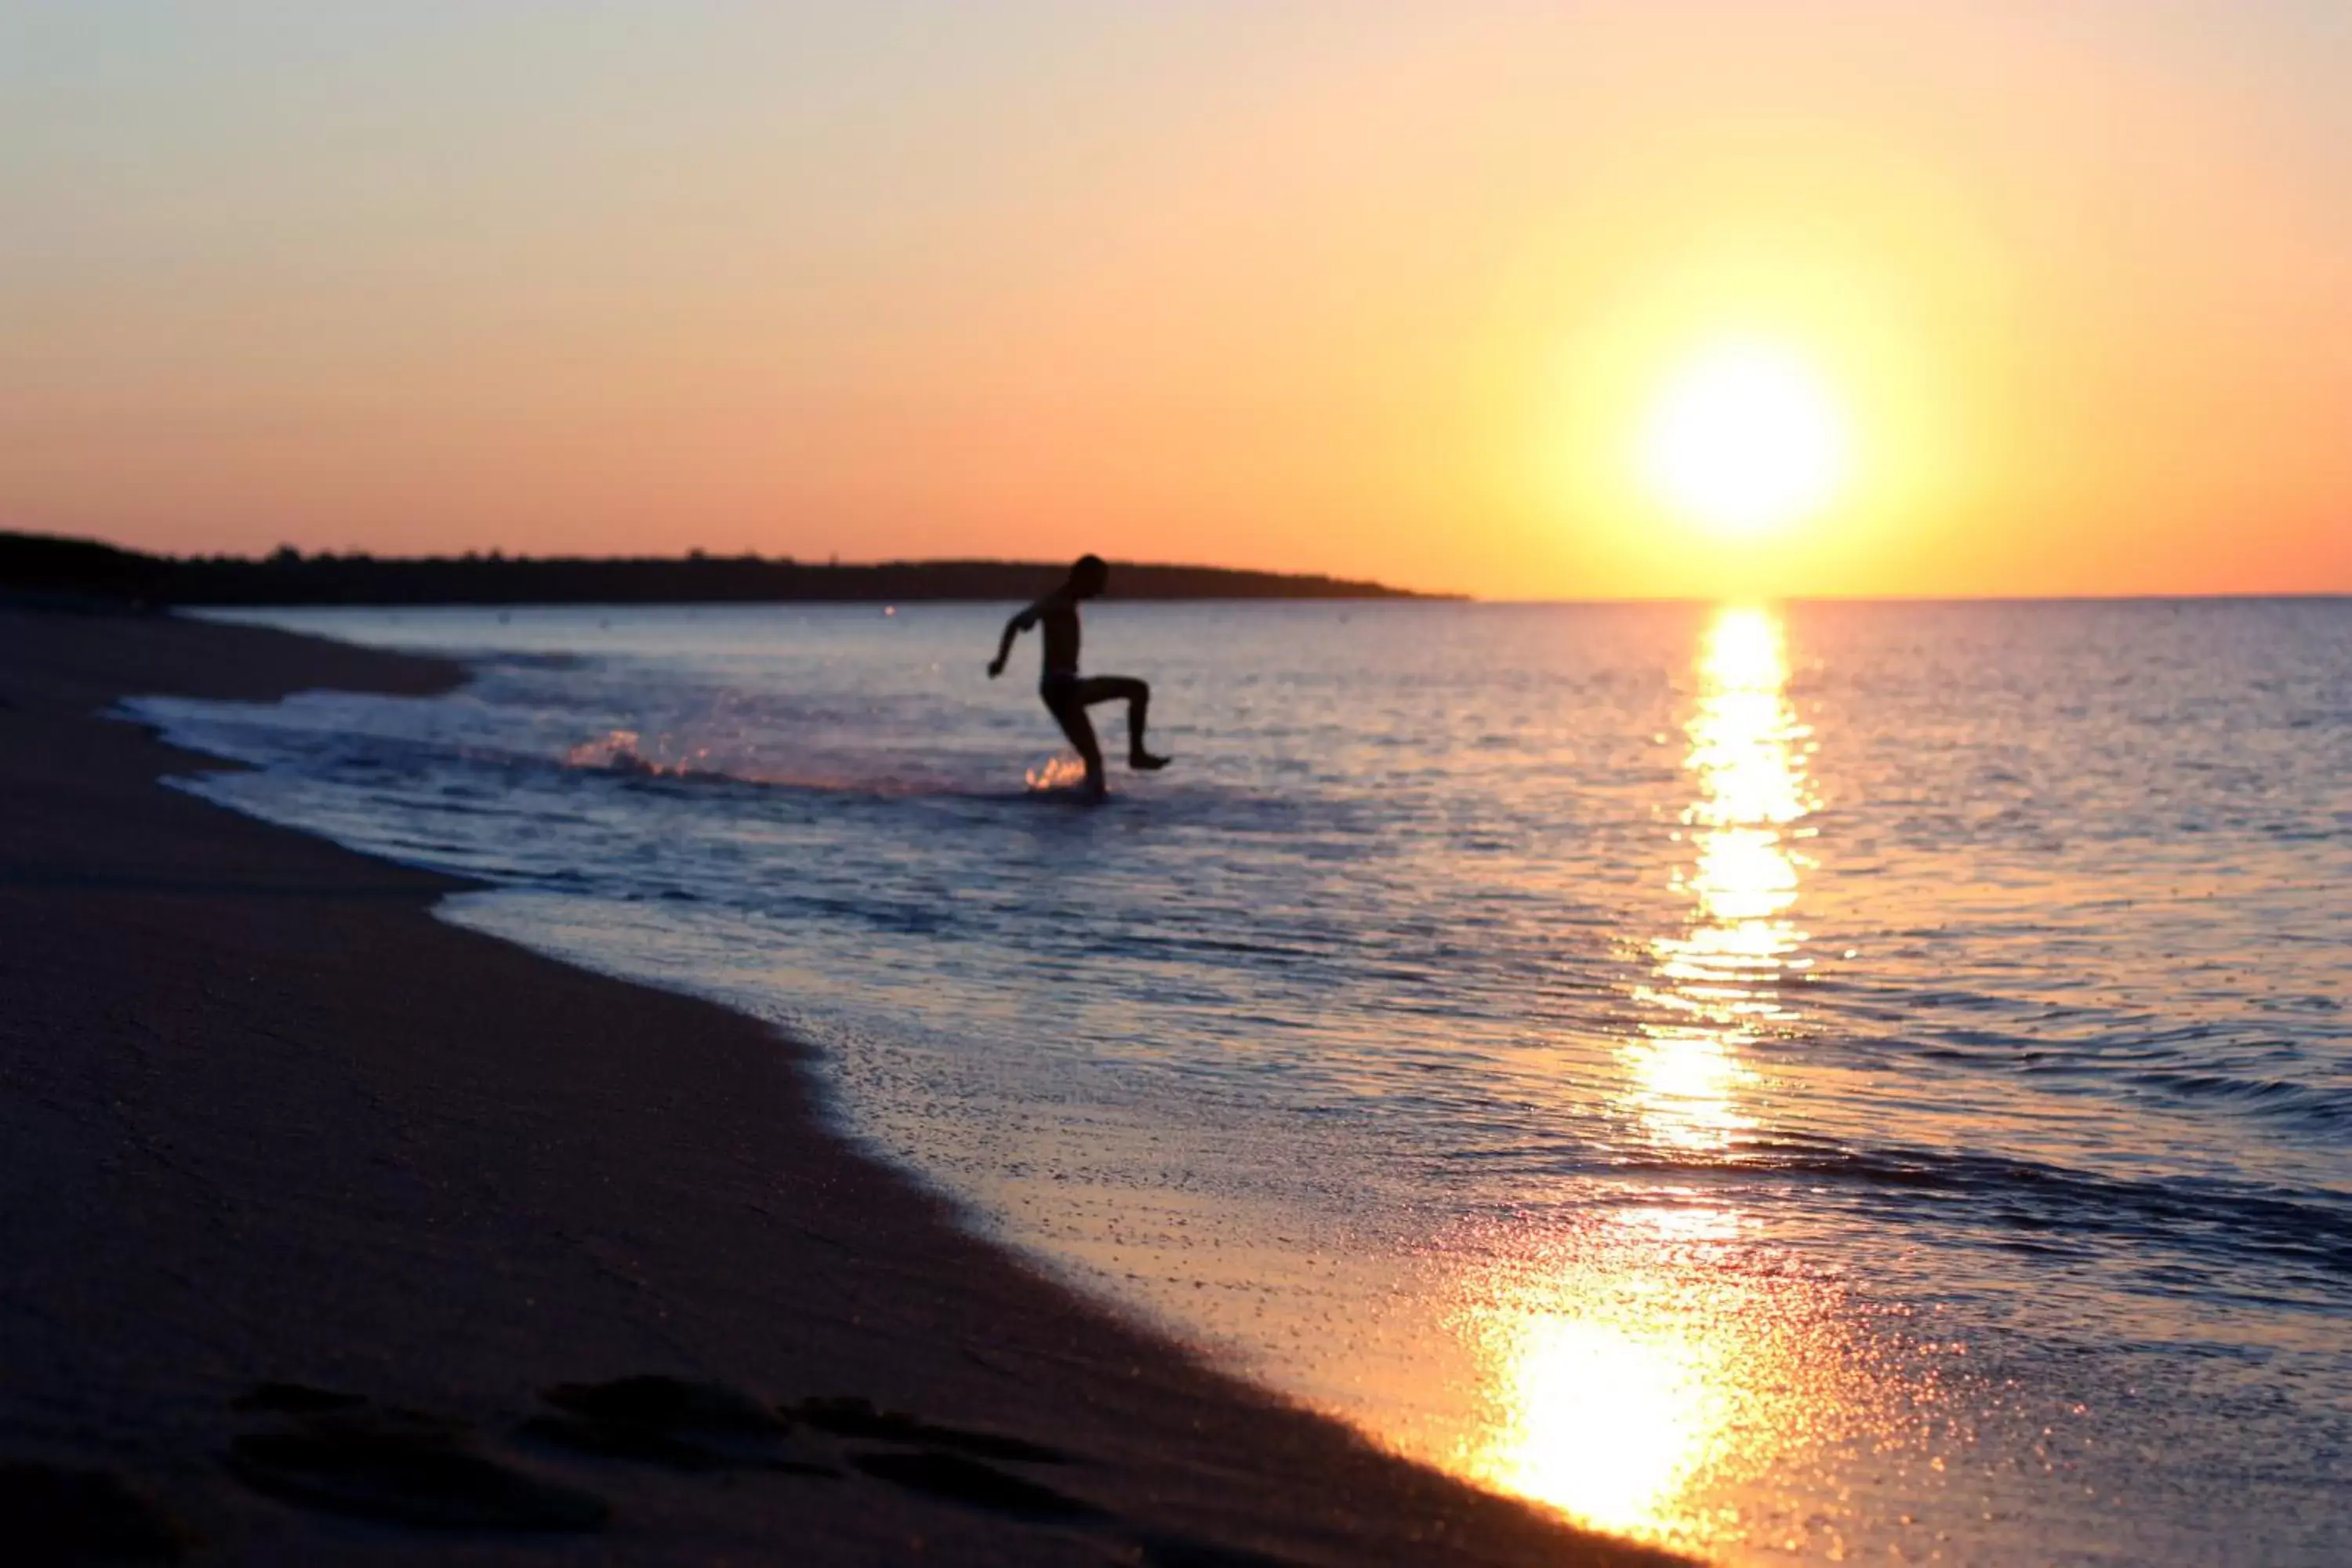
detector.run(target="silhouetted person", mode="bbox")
[988,554,1170,799]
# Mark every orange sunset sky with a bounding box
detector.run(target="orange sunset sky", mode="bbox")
[5,2,2348,600]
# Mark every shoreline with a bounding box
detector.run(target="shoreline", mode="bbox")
[0,606,1675,1565]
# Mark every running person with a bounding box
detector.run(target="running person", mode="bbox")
[986,554,1170,799]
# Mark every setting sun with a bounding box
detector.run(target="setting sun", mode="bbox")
[1637,342,1854,537]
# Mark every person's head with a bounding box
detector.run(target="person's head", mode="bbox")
[1066,554,1109,599]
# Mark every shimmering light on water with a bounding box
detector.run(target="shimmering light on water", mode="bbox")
[1626,605,1811,1158]
[1481,1252,1726,1535]
[1454,1205,1864,1552]
[1463,605,1831,1539]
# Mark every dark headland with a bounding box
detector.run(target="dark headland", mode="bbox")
[2,530,1447,608]
[0,604,1661,1563]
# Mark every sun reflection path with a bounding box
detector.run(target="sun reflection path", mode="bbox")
[1453,1204,1864,1551]
[1457,605,1842,1552]
[1629,604,1815,1154]
[1470,1209,1745,1539]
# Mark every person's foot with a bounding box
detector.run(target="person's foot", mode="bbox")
[1128,750,1171,771]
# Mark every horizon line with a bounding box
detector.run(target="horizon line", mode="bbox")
[7,530,2347,605]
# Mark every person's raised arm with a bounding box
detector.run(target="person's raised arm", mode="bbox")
[986,601,1040,678]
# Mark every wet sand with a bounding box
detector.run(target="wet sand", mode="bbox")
[0,607,1679,1564]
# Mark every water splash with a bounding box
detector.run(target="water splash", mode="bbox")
[564,728,710,778]
[1025,753,1091,793]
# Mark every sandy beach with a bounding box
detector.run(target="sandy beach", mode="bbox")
[0,604,1675,1564]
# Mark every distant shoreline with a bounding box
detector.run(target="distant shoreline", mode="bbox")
[1,531,1450,608]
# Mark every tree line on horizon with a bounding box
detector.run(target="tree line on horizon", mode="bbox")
[0,532,1445,607]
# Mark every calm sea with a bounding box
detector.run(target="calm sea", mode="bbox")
[136,600,2350,1565]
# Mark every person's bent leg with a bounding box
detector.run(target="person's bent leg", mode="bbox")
[1044,691,1108,798]
[1078,676,1168,770]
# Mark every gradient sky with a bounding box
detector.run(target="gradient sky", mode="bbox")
[5,2,2347,598]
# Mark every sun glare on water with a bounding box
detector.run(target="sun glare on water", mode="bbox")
[1638,340,1853,537]
[1443,606,1859,1552]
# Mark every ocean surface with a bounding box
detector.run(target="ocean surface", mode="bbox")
[136,599,2350,1564]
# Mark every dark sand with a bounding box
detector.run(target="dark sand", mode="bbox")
[0,608,1681,1566]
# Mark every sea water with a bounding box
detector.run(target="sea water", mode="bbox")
[133,600,2350,1564]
